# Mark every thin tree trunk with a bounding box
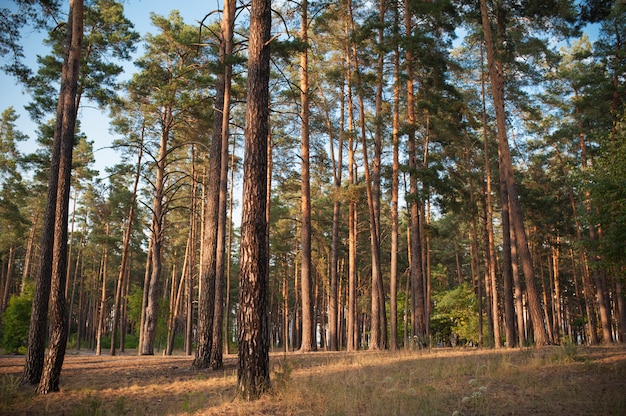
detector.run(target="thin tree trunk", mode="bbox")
[111,131,143,356]
[405,0,426,346]
[138,236,153,352]
[1,246,15,312]
[67,236,83,345]
[166,251,186,355]
[615,276,626,343]
[345,25,358,352]
[185,149,197,356]
[319,84,342,351]
[479,0,548,345]
[299,0,315,353]
[224,138,236,355]
[96,237,109,357]
[389,7,401,350]
[212,0,236,368]
[510,225,526,346]
[20,211,39,293]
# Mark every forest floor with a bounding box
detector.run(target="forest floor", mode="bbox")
[1,344,625,415]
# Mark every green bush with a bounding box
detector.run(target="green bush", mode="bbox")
[1,291,32,354]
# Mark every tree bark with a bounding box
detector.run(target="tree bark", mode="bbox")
[210,0,236,369]
[299,0,315,353]
[237,0,271,399]
[37,0,83,393]
[479,0,548,345]
[23,0,82,389]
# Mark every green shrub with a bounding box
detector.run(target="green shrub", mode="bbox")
[1,291,32,354]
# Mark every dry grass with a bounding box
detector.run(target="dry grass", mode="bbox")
[0,345,624,415]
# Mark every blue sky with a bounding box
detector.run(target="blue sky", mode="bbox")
[0,0,219,176]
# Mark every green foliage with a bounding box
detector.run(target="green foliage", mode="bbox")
[1,287,32,354]
[126,284,143,336]
[431,283,481,346]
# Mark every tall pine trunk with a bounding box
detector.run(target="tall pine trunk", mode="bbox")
[23,0,83,389]
[479,0,548,345]
[237,0,271,399]
[405,0,427,346]
[211,0,236,369]
[37,0,83,393]
[299,0,315,352]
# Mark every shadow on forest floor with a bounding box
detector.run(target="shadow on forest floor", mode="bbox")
[1,345,625,415]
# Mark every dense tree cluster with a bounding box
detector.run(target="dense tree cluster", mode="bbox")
[0,0,625,397]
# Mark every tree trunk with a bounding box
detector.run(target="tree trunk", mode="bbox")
[299,0,315,353]
[1,246,15,312]
[138,236,153,352]
[404,0,427,346]
[23,0,83,389]
[237,0,271,399]
[319,83,342,351]
[346,29,358,352]
[389,7,401,350]
[96,242,109,356]
[186,150,198,356]
[140,111,170,355]
[210,0,236,369]
[111,131,143,356]
[20,211,38,293]
[479,0,548,345]
[37,0,83,393]
[166,253,186,355]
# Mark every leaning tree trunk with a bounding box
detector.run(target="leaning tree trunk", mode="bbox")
[37,0,83,394]
[479,0,548,345]
[23,0,83,389]
[237,0,271,400]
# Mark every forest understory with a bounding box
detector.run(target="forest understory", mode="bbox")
[1,345,625,415]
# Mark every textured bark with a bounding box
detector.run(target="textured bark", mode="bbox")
[21,0,83,393]
[37,0,83,393]
[299,0,315,353]
[237,0,271,400]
